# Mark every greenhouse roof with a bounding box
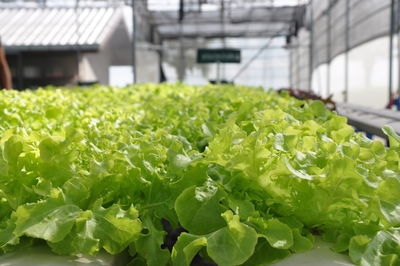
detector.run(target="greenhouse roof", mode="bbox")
[0,7,123,51]
[151,6,298,39]
[149,4,305,39]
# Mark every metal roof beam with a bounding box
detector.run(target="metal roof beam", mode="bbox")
[156,22,290,39]
[159,31,288,39]
[149,6,297,25]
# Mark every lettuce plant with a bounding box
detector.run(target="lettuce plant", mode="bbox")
[0,84,399,265]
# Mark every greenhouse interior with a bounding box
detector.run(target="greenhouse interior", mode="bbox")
[0,0,399,265]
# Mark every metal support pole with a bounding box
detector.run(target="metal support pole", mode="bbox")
[327,0,331,96]
[344,0,349,102]
[220,0,226,81]
[308,0,314,92]
[290,43,293,88]
[131,0,137,83]
[17,52,23,90]
[178,0,185,82]
[178,25,185,82]
[389,0,395,101]
[179,0,184,21]
[216,61,221,84]
[296,0,300,90]
[75,0,81,85]
[296,43,300,90]
[396,0,400,97]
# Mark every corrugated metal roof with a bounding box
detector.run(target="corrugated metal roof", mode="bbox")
[0,7,122,51]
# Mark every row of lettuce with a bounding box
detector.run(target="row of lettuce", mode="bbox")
[0,84,399,265]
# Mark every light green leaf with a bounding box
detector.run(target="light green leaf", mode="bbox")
[382,126,400,147]
[291,228,313,253]
[284,158,313,180]
[379,200,400,225]
[90,204,142,254]
[206,212,257,266]
[3,135,23,164]
[49,210,100,255]
[171,233,207,266]
[310,100,328,118]
[134,217,169,266]
[263,219,294,249]
[242,238,291,266]
[248,217,294,249]
[13,190,81,243]
[39,137,60,162]
[175,184,225,234]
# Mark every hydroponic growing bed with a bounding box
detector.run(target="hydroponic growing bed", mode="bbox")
[0,84,399,265]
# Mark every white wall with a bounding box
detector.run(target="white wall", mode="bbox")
[311,36,397,109]
[79,17,161,85]
[136,45,160,83]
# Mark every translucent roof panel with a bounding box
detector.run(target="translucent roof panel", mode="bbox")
[147,0,309,11]
[150,2,304,39]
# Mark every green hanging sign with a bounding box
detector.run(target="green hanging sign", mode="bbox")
[197,48,241,63]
